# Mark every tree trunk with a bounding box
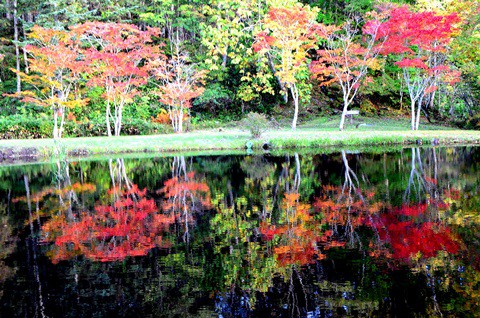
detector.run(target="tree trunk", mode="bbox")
[22,18,29,73]
[13,0,21,93]
[114,105,122,136]
[53,109,59,139]
[411,99,416,131]
[290,85,299,130]
[266,53,288,103]
[106,102,112,136]
[339,99,349,131]
[415,96,423,130]
[178,107,183,133]
[6,0,12,20]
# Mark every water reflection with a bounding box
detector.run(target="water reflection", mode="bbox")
[0,147,479,317]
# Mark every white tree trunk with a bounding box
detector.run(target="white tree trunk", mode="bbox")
[106,102,112,136]
[53,110,59,139]
[339,99,349,131]
[415,96,423,130]
[178,109,184,133]
[290,85,299,130]
[411,100,416,131]
[13,0,21,93]
[114,105,123,136]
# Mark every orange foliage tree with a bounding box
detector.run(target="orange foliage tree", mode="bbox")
[150,52,206,133]
[6,25,88,139]
[71,22,162,136]
[253,4,318,130]
[311,12,386,131]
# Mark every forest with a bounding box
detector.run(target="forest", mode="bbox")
[0,0,479,139]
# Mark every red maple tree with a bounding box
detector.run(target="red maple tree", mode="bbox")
[71,22,162,136]
[377,6,461,130]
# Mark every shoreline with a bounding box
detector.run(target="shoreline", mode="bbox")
[1,128,480,164]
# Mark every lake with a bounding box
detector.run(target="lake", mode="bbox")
[0,146,479,317]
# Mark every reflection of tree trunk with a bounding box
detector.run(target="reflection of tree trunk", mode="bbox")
[403,148,437,204]
[56,160,77,220]
[24,175,46,318]
[109,158,132,191]
[171,156,192,243]
[383,153,390,202]
[341,150,361,200]
[425,266,443,317]
[339,151,378,247]
[227,180,239,246]
[7,189,11,216]
[294,153,301,191]
[404,148,418,202]
[287,267,300,318]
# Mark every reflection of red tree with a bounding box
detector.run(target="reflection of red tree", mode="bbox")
[313,186,461,263]
[375,204,460,261]
[42,185,175,263]
[313,185,381,250]
[160,171,211,220]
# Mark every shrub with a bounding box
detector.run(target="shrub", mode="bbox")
[0,115,173,139]
[0,115,52,139]
[241,112,270,138]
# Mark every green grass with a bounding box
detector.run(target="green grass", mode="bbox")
[0,116,479,162]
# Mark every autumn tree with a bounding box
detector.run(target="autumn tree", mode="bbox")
[253,4,318,130]
[150,51,206,133]
[6,25,87,139]
[378,6,460,130]
[71,22,161,136]
[200,0,296,106]
[311,13,385,131]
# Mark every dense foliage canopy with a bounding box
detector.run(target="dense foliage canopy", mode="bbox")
[0,0,479,136]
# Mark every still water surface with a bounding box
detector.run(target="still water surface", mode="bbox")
[0,147,479,317]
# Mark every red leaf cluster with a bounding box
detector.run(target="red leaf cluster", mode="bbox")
[42,184,175,263]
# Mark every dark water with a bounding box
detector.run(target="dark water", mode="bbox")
[0,147,479,317]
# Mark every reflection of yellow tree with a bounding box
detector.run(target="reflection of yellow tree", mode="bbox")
[14,160,93,225]
[262,193,325,268]
[441,185,480,314]
[260,192,327,316]
[211,195,276,295]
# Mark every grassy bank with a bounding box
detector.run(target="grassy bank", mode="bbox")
[0,117,479,161]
